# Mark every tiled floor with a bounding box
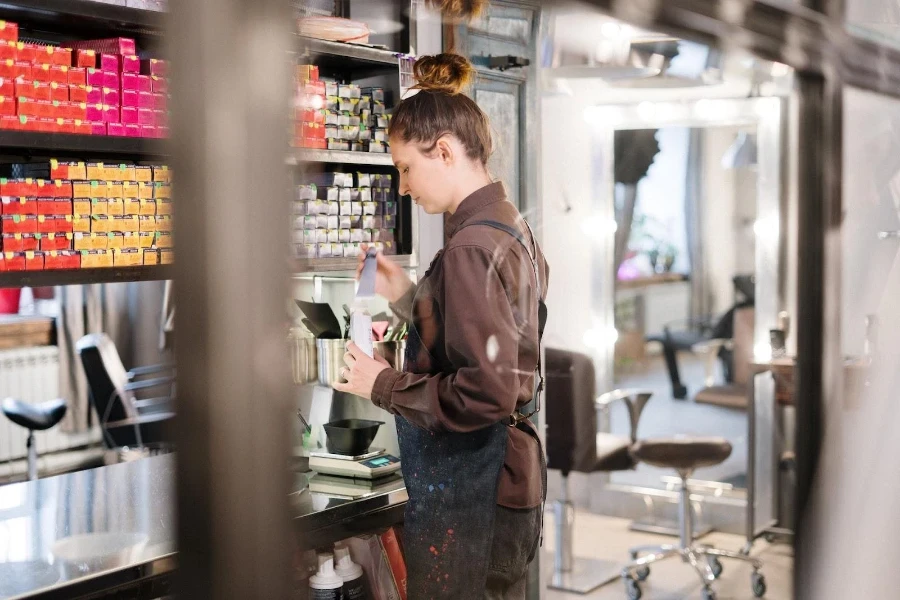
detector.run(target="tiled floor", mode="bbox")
[542,509,793,600]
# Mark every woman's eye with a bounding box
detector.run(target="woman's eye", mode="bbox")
[403,167,409,174]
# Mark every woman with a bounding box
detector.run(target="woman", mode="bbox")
[333,53,549,598]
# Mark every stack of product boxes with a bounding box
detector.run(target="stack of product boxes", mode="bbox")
[294,63,391,153]
[294,171,398,259]
[0,160,173,270]
[0,20,169,137]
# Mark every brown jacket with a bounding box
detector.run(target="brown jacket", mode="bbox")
[372,182,549,508]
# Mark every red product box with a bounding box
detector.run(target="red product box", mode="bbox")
[85,103,103,122]
[49,82,68,102]
[0,21,18,44]
[45,250,79,269]
[141,59,167,77]
[52,47,72,67]
[150,76,167,94]
[137,75,151,93]
[68,67,86,86]
[16,80,47,100]
[0,115,19,129]
[0,41,15,61]
[0,96,13,116]
[4,252,24,271]
[0,78,11,97]
[299,108,325,124]
[40,234,73,252]
[67,38,136,57]
[3,215,38,234]
[121,55,139,73]
[300,137,327,150]
[102,71,118,89]
[10,60,31,81]
[107,122,125,136]
[74,120,91,135]
[121,89,138,108]
[54,118,74,134]
[153,110,167,128]
[138,91,153,109]
[37,46,70,67]
[124,123,141,137]
[37,117,56,132]
[1,197,37,215]
[16,97,37,117]
[49,66,68,84]
[37,215,72,234]
[138,108,153,126]
[75,49,96,68]
[67,102,87,121]
[102,87,119,106]
[85,68,103,87]
[25,251,44,271]
[121,72,139,91]
[32,63,52,83]
[69,85,86,103]
[0,60,12,79]
[99,54,119,72]
[140,125,156,138]
[3,234,39,253]
[48,180,72,198]
[37,197,70,215]
[89,121,105,135]
[152,93,166,111]
[15,43,36,63]
[103,105,118,123]
[120,106,138,124]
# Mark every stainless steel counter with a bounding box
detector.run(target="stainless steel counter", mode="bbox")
[0,454,407,599]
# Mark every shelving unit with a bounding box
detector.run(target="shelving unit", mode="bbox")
[0,265,173,288]
[289,148,393,167]
[293,253,412,274]
[0,0,163,44]
[0,132,167,158]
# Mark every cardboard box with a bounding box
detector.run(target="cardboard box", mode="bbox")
[136,107,153,126]
[107,182,124,197]
[138,231,155,249]
[156,231,173,249]
[121,106,137,126]
[151,76,167,94]
[154,182,171,199]
[112,215,138,232]
[157,125,169,139]
[86,163,105,180]
[72,199,91,215]
[155,215,172,232]
[123,198,140,215]
[159,248,173,264]
[67,38,135,56]
[99,54,118,72]
[2,233,38,252]
[49,82,67,102]
[0,21,17,44]
[44,250,79,270]
[2,179,36,197]
[107,122,125,136]
[137,75,151,93]
[85,68,104,87]
[138,216,157,233]
[105,197,123,216]
[121,72,139,92]
[142,248,158,265]
[122,89,138,109]
[40,232,73,251]
[2,214,36,233]
[72,215,90,233]
[105,231,124,250]
[152,165,171,182]
[134,166,152,183]
[24,251,43,271]
[154,199,170,216]
[37,198,70,215]
[91,215,113,233]
[101,86,119,106]
[1,196,36,215]
[71,181,91,197]
[6,60,29,80]
[113,248,141,266]
[110,164,135,181]
[73,232,106,251]
[137,182,153,199]
[80,249,112,268]
[121,231,140,249]
[75,49,96,68]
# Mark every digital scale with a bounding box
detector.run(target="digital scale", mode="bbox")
[308,447,401,479]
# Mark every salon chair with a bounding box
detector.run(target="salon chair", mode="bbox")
[1,397,66,480]
[545,347,652,594]
[620,438,766,600]
[693,306,754,409]
[76,333,175,450]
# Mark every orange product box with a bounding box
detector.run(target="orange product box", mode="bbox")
[0,77,11,97]
[51,48,71,67]
[156,231,173,249]
[37,215,72,234]
[4,251,25,271]
[109,164,136,182]
[50,159,85,180]
[107,181,124,197]
[80,249,112,268]
[159,248,173,265]
[138,198,156,216]
[74,119,91,135]
[0,21,18,44]
[113,247,141,267]
[155,199,171,217]
[90,215,110,233]
[138,231,155,248]
[48,180,72,198]
[73,232,106,251]
[44,250,79,270]
[142,248,159,265]
[68,67,86,86]
[123,198,140,215]
[32,63,52,83]
[138,216,157,233]
[155,215,172,231]
[74,49,96,68]
[71,181,92,197]
[2,214,37,234]
[0,95,12,116]
[89,198,107,215]
[17,80,49,100]
[37,198,71,215]
[48,65,67,84]
[0,40,15,61]
[66,101,87,121]
[153,182,171,199]
[106,231,124,250]
[72,199,91,215]
[72,215,90,233]
[14,42,36,63]
[1,196,36,215]
[121,231,140,249]
[24,250,44,271]
[122,181,139,197]
[106,198,124,216]
[69,84,86,103]
[16,97,37,117]
[40,232,73,251]
[134,166,152,182]
[152,165,171,182]
[137,182,153,199]
[49,82,67,102]
[86,163,104,180]
[53,118,73,134]
[112,215,139,232]
[2,233,38,252]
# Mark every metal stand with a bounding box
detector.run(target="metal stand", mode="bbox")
[26,430,37,481]
[548,475,620,594]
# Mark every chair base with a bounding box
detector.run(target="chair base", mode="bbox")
[629,519,713,540]
[548,556,620,594]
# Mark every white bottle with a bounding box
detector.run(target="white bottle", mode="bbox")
[334,545,370,600]
[309,553,344,600]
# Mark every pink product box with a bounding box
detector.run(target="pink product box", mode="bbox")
[103,105,119,123]
[138,108,154,126]
[158,125,169,139]
[86,87,102,104]
[121,72,139,92]
[107,122,125,136]
[122,89,138,108]
[153,109,167,128]
[90,121,106,135]
[138,91,154,110]
[68,38,136,56]
[86,68,104,87]
[140,125,156,138]
[137,75,151,93]
[125,123,141,137]
[151,76,167,94]
[102,87,119,106]
[121,55,140,73]
[121,106,138,124]
[85,104,103,122]
[102,71,118,89]
[99,54,119,72]
[153,93,166,111]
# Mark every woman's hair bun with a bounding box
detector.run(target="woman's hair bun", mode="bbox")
[413,53,475,95]
[424,0,487,20]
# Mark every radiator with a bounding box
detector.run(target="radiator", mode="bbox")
[0,346,98,464]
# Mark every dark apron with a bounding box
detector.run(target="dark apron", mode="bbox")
[397,245,544,598]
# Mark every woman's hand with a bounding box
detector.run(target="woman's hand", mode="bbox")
[333,342,391,401]
[357,244,413,303]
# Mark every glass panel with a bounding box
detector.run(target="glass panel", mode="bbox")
[846,2,900,48]
[476,87,521,207]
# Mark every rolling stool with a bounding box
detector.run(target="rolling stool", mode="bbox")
[621,438,766,600]
[1,397,67,481]
[545,348,653,594]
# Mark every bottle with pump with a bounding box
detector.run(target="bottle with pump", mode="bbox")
[334,545,370,600]
[309,553,344,600]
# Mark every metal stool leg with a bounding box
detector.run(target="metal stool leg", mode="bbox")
[548,474,620,594]
[26,430,37,481]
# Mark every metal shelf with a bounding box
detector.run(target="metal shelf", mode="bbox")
[298,36,402,71]
[293,254,413,274]
[289,148,394,167]
[0,131,168,158]
[0,265,173,288]
[0,0,164,39]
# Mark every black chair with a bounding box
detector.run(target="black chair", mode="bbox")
[1,397,66,480]
[545,347,652,594]
[76,333,174,450]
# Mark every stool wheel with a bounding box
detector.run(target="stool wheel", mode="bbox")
[624,576,642,600]
[635,565,650,581]
[752,572,767,597]
[708,557,723,579]
[702,586,717,600]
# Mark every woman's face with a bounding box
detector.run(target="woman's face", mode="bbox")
[390,136,456,215]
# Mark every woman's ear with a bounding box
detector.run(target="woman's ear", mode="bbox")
[436,136,454,165]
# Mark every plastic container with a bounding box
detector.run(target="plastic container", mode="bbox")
[309,553,343,599]
[335,545,369,599]
[0,288,22,314]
